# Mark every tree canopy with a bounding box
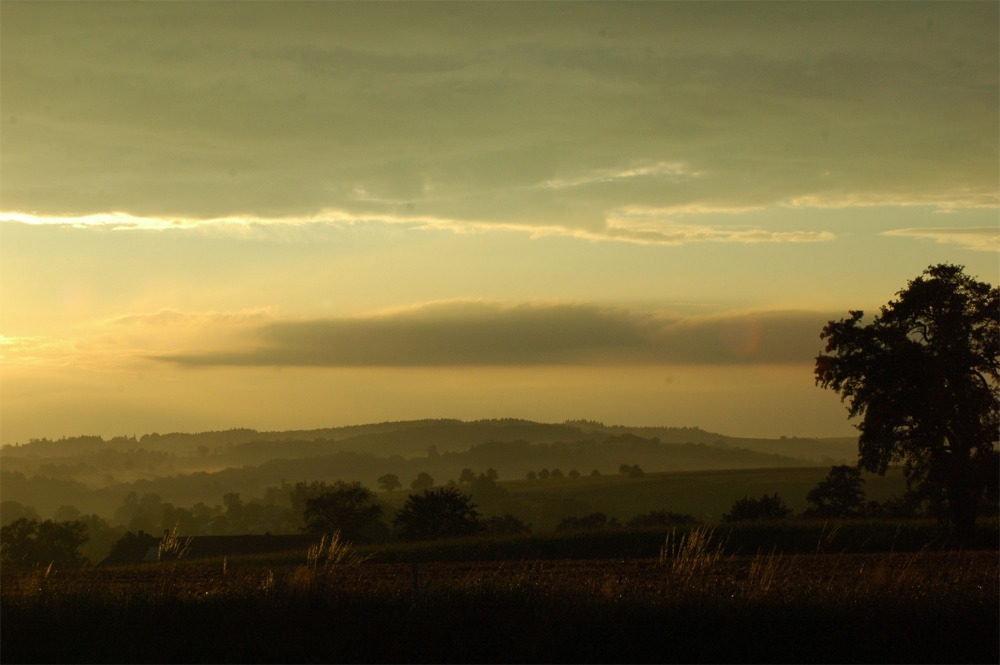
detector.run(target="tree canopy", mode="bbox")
[815,263,999,537]
[302,481,386,542]
[722,494,791,522]
[0,518,89,569]
[393,487,480,541]
[805,465,866,518]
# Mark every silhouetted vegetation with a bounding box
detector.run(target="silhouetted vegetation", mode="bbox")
[556,512,617,531]
[0,518,88,569]
[2,525,996,663]
[376,473,401,492]
[723,494,791,522]
[816,264,999,539]
[303,482,388,543]
[805,465,866,518]
[393,487,481,541]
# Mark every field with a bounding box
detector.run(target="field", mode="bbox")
[499,466,909,525]
[2,524,997,664]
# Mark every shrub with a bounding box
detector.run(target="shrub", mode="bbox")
[723,494,791,522]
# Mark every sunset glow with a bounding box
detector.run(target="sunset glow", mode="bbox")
[2,1,997,443]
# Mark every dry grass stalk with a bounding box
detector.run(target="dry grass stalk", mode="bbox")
[659,527,724,580]
[157,525,192,562]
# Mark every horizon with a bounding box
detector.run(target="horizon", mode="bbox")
[2,2,997,445]
[1,415,860,448]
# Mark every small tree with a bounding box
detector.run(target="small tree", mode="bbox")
[393,487,481,541]
[723,494,791,522]
[556,512,616,531]
[815,263,998,539]
[377,474,402,492]
[303,481,386,542]
[410,472,434,491]
[805,465,866,518]
[458,468,477,484]
[619,464,645,478]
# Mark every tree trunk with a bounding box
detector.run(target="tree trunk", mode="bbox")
[947,478,977,542]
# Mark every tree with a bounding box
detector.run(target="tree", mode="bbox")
[410,472,434,491]
[0,518,89,569]
[393,487,480,541]
[458,468,477,484]
[723,494,791,522]
[377,474,402,492]
[805,465,866,518]
[619,463,645,478]
[815,264,999,538]
[303,481,386,542]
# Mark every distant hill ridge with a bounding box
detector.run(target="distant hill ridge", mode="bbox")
[3,418,854,460]
[1,418,859,523]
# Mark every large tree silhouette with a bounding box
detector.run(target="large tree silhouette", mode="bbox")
[303,481,386,542]
[815,264,999,538]
[393,487,480,541]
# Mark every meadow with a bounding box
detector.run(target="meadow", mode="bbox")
[2,522,997,663]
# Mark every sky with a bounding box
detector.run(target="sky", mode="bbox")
[1,1,997,444]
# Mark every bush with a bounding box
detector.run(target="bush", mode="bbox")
[556,512,617,531]
[627,510,699,529]
[723,494,791,522]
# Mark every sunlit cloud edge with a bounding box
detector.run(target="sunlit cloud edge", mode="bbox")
[880,227,1000,253]
[0,207,835,246]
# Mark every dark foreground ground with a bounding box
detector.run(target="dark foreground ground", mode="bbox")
[2,550,997,663]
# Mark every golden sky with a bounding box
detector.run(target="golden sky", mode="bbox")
[1,1,997,443]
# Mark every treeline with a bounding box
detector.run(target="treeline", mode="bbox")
[0,436,817,516]
[6,462,990,568]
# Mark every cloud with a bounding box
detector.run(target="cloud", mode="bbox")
[881,227,1000,252]
[1,308,276,369]
[1,207,834,247]
[153,301,834,368]
[1,2,995,226]
[605,206,835,244]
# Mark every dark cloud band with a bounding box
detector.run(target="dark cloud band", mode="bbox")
[154,302,833,367]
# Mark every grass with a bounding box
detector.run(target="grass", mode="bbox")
[2,521,997,663]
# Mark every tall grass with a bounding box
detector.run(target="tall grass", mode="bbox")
[659,527,724,580]
[157,525,192,561]
[2,549,996,663]
[289,531,372,593]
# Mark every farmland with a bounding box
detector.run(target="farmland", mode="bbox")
[2,524,997,663]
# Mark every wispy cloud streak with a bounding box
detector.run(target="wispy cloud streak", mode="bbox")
[881,227,1000,252]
